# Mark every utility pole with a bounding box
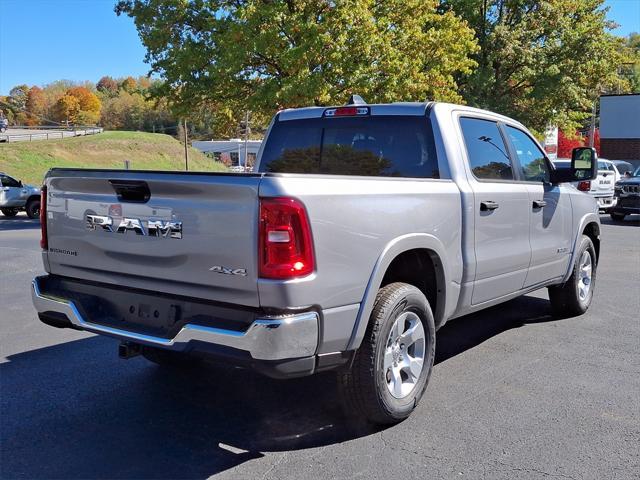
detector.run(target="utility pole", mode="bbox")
[183,118,189,171]
[243,110,250,170]
[588,99,597,148]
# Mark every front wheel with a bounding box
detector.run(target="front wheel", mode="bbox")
[548,235,597,318]
[1,208,19,217]
[339,282,436,425]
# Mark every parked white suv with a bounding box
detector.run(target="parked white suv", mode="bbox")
[554,159,616,211]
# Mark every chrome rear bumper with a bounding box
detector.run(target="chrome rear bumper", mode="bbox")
[31,277,318,361]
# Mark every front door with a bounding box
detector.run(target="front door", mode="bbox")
[0,174,27,207]
[502,126,572,286]
[459,117,532,305]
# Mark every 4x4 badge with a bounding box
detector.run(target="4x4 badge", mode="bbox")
[209,265,247,276]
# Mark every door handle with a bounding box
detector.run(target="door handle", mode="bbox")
[532,200,547,209]
[480,201,499,211]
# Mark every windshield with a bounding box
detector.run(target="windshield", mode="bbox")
[259,115,439,178]
[634,166,640,177]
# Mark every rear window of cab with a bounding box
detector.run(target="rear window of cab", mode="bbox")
[259,115,439,178]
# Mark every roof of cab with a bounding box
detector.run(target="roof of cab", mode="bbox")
[277,100,526,129]
[277,102,431,121]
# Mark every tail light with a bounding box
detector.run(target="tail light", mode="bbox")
[577,181,591,192]
[259,197,314,279]
[40,186,47,250]
[324,106,370,117]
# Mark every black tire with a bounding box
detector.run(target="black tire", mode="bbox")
[610,212,626,221]
[141,346,196,368]
[1,208,19,217]
[25,199,40,219]
[548,235,597,318]
[339,282,436,425]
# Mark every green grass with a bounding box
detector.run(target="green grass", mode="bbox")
[0,131,227,185]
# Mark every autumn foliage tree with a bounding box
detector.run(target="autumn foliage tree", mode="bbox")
[96,76,119,96]
[120,76,138,93]
[25,86,47,125]
[67,87,101,123]
[116,0,478,133]
[51,87,101,125]
[53,94,81,125]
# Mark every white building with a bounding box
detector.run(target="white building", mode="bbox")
[192,139,262,169]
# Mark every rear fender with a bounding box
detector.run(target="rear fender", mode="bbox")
[346,233,451,351]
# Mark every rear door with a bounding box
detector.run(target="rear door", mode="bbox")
[458,117,532,305]
[502,125,572,286]
[45,171,263,306]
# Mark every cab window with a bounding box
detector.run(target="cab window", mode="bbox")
[459,118,513,180]
[0,175,21,188]
[505,126,549,182]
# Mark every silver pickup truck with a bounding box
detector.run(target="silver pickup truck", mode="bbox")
[32,100,601,424]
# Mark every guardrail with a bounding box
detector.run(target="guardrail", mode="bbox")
[0,127,103,143]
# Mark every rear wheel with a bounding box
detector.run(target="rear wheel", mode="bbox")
[26,199,40,219]
[1,208,19,217]
[548,235,597,318]
[610,212,626,221]
[339,282,435,425]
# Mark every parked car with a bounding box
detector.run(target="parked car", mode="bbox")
[553,158,616,211]
[610,165,640,221]
[609,160,634,180]
[32,100,601,425]
[0,172,41,218]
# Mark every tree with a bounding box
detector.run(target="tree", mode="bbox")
[8,85,29,111]
[445,0,628,134]
[622,33,640,93]
[66,87,102,124]
[53,94,81,124]
[25,86,47,125]
[137,76,152,90]
[97,76,119,96]
[116,0,478,134]
[120,76,138,93]
[100,90,146,129]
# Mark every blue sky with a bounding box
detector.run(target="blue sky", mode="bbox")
[0,0,639,95]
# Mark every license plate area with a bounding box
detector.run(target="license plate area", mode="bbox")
[40,275,258,338]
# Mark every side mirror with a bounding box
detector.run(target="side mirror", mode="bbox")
[550,147,598,184]
[571,147,598,180]
[18,180,23,187]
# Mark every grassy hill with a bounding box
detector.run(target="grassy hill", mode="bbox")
[0,131,227,185]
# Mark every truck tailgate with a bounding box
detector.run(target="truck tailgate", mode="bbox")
[44,170,262,307]
[593,170,614,194]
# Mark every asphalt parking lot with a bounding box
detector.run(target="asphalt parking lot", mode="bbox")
[1,214,638,480]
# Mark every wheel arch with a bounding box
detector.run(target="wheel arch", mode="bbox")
[582,221,600,263]
[346,234,451,351]
[26,194,40,204]
[562,213,601,284]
